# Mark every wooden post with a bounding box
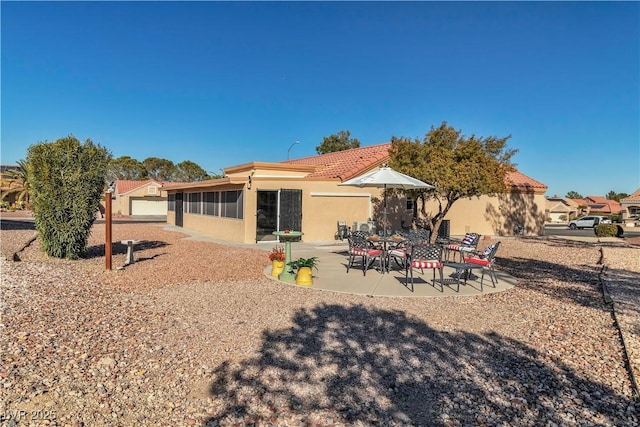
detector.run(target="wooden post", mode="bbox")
[105,192,112,270]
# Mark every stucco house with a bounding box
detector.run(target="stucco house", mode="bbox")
[544,196,581,222]
[582,195,622,215]
[104,179,168,216]
[620,189,640,223]
[163,143,548,244]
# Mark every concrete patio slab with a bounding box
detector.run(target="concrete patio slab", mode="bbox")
[264,241,517,298]
[161,225,516,297]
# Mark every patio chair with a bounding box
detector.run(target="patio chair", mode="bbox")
[444,232,481,262]
[463,241,501,289]
[405,243,444,292]
[387,229,430,270]
[346,232,384,276]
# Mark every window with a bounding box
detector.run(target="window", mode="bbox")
[221,190,243,219]
[181,189,242,218]
[204,192,219,216]
[168,193,175,212]
[186,192,201,214]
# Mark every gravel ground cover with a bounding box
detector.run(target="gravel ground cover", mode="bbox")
[1,219,639,426]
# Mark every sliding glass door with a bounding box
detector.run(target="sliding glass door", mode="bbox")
[256,189,302,242]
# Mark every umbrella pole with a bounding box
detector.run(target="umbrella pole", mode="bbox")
[383,185,387,237]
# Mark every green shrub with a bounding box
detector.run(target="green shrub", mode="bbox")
[594,224,619,237]
[27,136,111,259]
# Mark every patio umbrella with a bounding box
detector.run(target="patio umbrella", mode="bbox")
[338,166,434,237]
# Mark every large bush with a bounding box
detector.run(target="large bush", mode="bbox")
[594,224,624,238]
[27,136,111,259]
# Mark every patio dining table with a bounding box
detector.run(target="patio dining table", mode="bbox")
[367,235,406,273]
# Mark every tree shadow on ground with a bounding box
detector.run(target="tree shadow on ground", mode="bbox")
[603,266,640,336]
[497,256,605,311]
[84,240,169,259]
[204,304,634,426]
[0,219,36,231]
[487,190,545,236]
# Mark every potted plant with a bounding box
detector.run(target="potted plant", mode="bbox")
[287,256,319,286]
[268,246,286,277]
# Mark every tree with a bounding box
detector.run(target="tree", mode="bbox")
[388,122,517,243]
[606,191,629,202]
[175,160,208,181]
[316,130,360,154]
[27,136,111,259]
[1,159,32,208]
[142,157,176,181]
[107,156,147,181]
[565,191,583,199]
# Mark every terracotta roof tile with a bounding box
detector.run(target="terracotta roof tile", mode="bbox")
[284,143,392,180]
[116,179,162,194]
[286,143,547,190]
[581,195,622,214]
[621,188,640,202]
[505,171,547,190]
[585,195,609,204]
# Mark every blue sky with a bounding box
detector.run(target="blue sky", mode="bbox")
[2,1,638,197]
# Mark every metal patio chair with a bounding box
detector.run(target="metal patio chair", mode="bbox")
[346,232,384,276]
[462,241,501,289]
[405,243,444,292]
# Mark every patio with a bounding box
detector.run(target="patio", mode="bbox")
[264,241,517,297]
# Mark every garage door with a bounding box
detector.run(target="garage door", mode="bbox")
[131,198,168,216]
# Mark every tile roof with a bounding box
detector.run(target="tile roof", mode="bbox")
[621,188,640,202]
[545,199,573,212]
[284,143,392,180]
[286,143,547,190]
[545,197,579,207]
[585,195,609,204]
[591,201,622,214]
[505,170,547,190]
[116,179,163,195]
[582,195,622,213]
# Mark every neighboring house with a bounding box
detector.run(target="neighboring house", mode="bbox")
[544,196,580,222]
[103,179,168,216]
[163,143,548,244]
[583,195,622,215]
[568,198,590,216]
[620,189,640,221]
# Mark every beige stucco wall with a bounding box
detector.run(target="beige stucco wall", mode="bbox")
[110,185,166,216]
[166,173,546,243]
[181,212,245,241]
[621,200,640,219]
[166,177,380,244]
[420,191,546,237]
